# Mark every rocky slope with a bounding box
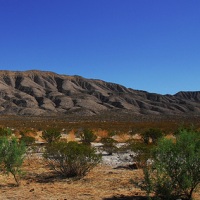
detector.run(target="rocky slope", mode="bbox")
[0,70,200,116]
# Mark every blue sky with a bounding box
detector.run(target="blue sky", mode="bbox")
[0,0,200,94]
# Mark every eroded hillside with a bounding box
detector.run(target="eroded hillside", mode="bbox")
[0,70,200,116]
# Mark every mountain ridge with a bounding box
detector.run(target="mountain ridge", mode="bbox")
[0,70,199,116]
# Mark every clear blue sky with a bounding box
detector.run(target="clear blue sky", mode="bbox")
[0,0,200,94]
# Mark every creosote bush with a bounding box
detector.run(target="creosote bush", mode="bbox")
[44,141,101,178]
[126,139,155,168]
[0,137,26,185]
[20,134,35,146]
[140,129,200,200]
[41,128,61,144]
[100,137,118,155]
[80,129,97,145]
[140,128,163,144]
[0,127,12,137]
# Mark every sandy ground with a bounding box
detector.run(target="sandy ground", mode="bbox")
[0,156,148,200]
[0,157,200,200]
[0,136,199,200]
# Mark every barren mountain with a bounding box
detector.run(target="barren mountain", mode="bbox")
[0,70,200,116]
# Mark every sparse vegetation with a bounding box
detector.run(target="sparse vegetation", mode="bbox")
[126,139,154,168]
[124,128,163,168]
[140,129,200,200]
[80,129,97,145]
[0,136,26,185]
[100,137,118,155]
[0,116,200,199]
[20,134,35,146]
[0,127,12,137]
[44,141,101,178]
[41,128,61,143]
[140,128,163,144]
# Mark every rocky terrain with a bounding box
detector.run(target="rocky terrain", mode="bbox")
[0,70,200,116]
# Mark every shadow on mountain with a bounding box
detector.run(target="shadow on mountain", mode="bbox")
[1,70,200,116]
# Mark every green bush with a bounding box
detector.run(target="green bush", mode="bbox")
[41,128,61,143]
[174,124,197,136]
[20,134,35,146]
[126,139,154,168]
[44,141,101,178]
[80,129,97,145]
[140,129,200,200]
[0,127,12,137]
[140,128,163,144]
[108,131,117,137]
[100,137,118,155]
[0,137,26,185]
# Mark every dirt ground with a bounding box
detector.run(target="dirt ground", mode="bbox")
[0,128,199,200]
[0,158,200,200]
[0,157,148,200]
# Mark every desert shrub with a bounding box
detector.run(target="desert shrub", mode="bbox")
[126,139,155,168]
[140,128,163,144]
[0,137,26,185]
[0,127,12,137]
[20,134,35,146]
[140,129,200,200]
[41,128,61,143]
[108,131,117,137]
[80,129,97,145]
[44,141,101,178]
[174,124,197,136]
[100,137,118,155]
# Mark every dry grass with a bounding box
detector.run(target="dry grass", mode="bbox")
[1,157,199,200]
[0,157,146,200]
[95,129,109,140]
[0,116,200,200]
[1,115,200,135]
